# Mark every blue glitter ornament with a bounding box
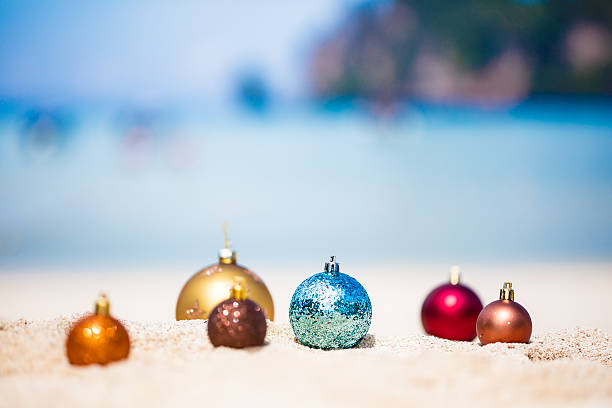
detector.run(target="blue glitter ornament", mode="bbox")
[289,256,372,349]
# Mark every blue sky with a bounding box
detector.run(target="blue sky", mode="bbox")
[0,0,361,104]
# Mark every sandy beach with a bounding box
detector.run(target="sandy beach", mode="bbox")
[1,0,611,405]
[1,262,612,407]
[1,318,611,407]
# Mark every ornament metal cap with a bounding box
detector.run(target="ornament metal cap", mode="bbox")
[230,277,247,300]
[449,265,461,285]
[324,256,340,273]
[95,294,110,316]
[499,282,515,301]
[218,247,237,264]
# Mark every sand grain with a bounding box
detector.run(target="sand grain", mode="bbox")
[1,317,611,407]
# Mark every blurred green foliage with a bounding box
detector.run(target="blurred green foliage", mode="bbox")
[312,0,612,100]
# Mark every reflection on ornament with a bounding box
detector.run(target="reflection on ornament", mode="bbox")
[476,282,532,345]
[176,223,274,321]
[185,300,205,319]
[208,278,267,348]
[289,256,372,349]
[66,294,130,366]
[421,266,483,341]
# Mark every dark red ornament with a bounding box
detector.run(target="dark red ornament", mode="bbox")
[207,278,267,348]
[421,266,483,341]
[476,282,532,345]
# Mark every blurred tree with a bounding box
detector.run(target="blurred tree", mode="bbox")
[310,0,612,105]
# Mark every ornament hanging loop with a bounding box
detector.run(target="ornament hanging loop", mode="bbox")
[222,221,230,249]
[499,282,514,301]
[218,221,237,264]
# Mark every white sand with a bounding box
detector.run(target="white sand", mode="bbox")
[1,317,611,407]
[1,262,612,407]
[2,262,612,334]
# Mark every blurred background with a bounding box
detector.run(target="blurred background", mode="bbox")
[1,0,611,330]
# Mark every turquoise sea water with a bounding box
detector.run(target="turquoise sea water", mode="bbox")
[0,100,611,267]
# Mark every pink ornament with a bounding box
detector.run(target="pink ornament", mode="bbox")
[421,266,483,341]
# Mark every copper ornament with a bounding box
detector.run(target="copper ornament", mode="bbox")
[207,278,267,348]
[476,282,532,345]
[66,294,130,365]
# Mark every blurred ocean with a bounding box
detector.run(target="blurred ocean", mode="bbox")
[1,99,611,269]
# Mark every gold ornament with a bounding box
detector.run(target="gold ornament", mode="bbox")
[175,223,275,321]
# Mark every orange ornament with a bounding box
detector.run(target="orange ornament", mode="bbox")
[66,294,130,366]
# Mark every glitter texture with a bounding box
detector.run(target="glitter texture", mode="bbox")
[289,271,372,349]
[208,298,267,348]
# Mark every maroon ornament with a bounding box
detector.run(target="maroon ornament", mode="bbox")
[421,266,483,341]
[476,282,532,345]
[207,278,267,348]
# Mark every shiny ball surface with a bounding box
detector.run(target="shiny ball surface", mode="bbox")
[66,314,130,365]
[476,300,532,345]
[208,298,267,348]
[421,283,483,341]
[289,271,372,349]
[176,262,274,321]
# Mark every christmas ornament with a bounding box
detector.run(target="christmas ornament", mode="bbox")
[476,282,532,345]
[66,294,130,366]
[176,222,274,321]
[421,265,483,341]
[289,256,372,349]
[208,278,267,348]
